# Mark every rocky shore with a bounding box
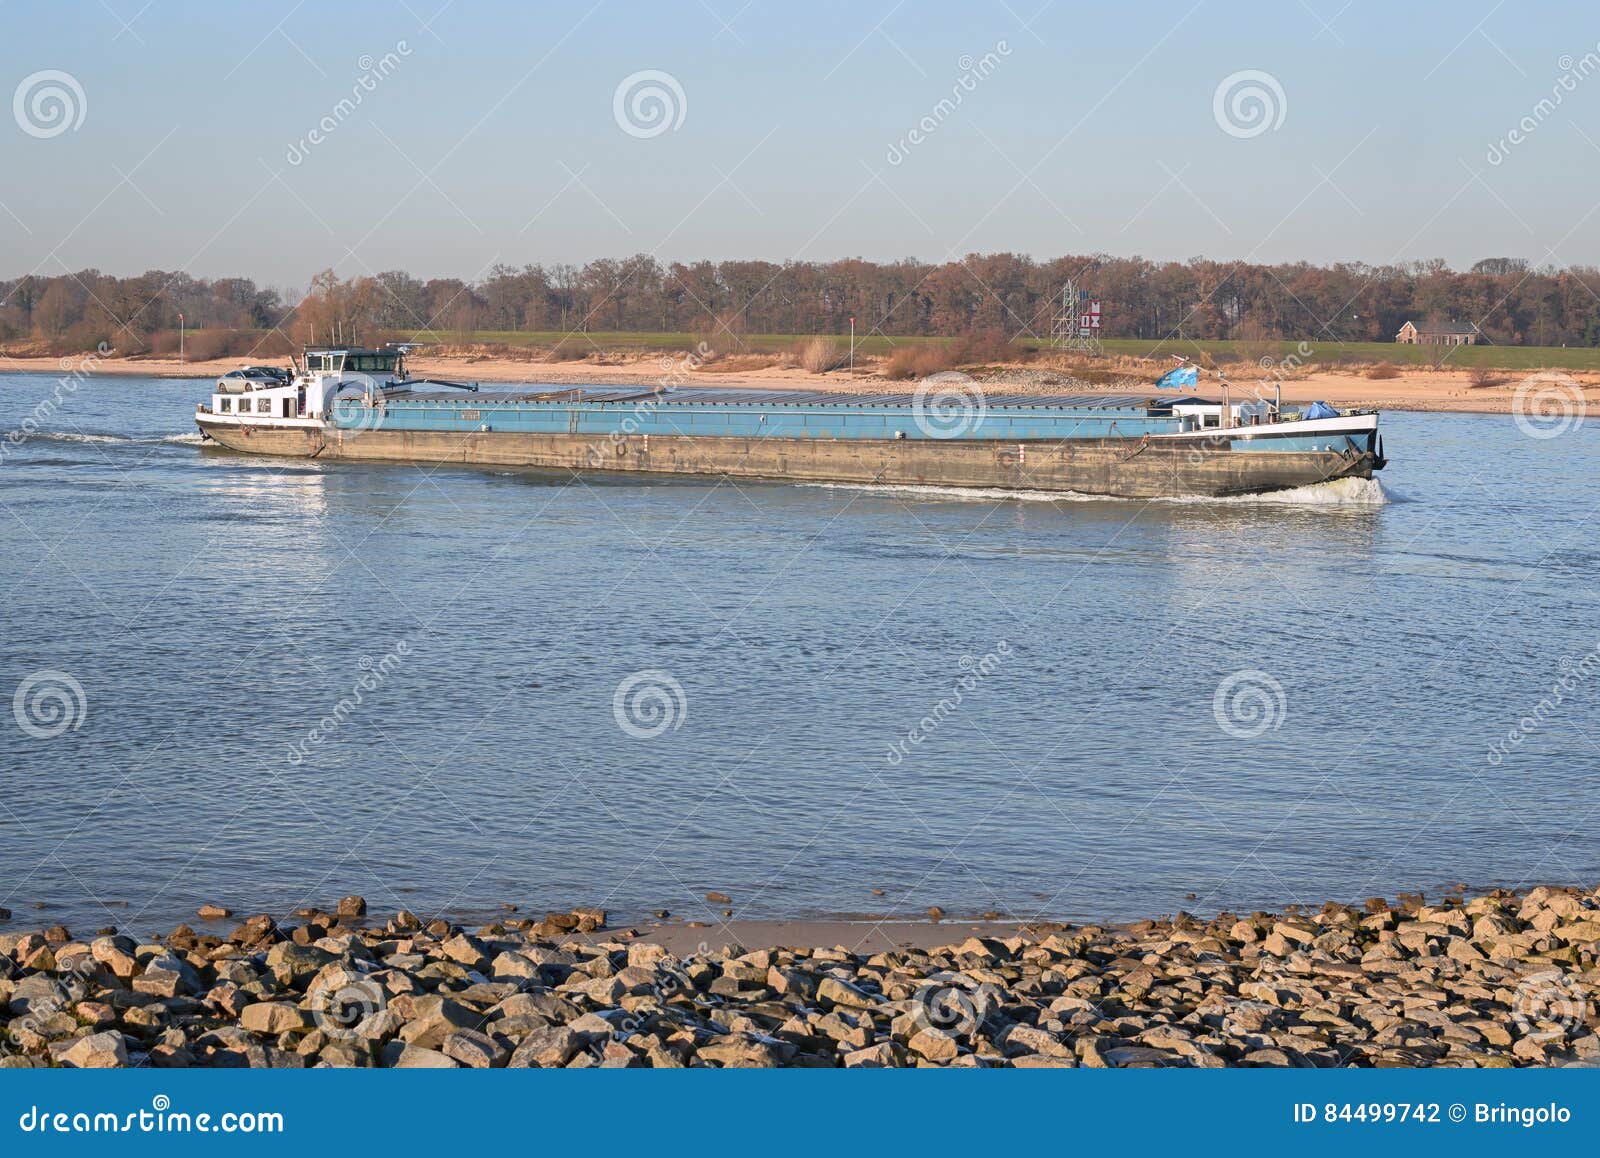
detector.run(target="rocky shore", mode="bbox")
[3,887,1598,1068]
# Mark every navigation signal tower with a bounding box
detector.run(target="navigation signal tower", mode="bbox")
[1052,280,1103,355]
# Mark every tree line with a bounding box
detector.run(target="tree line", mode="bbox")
[5,254,1598,353]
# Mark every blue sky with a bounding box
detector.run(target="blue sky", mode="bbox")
[3,0,1597,288]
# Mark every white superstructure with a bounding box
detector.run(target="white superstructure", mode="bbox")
[200,347,410,430]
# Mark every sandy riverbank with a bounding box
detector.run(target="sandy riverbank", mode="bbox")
[4,886,1597,1068]
[5,349,1594,416]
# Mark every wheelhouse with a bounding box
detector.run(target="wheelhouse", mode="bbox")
[303,348,404,376]
[199,345,410,423]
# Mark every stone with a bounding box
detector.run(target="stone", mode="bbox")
[817,976,878,1010]
[908,1026,961,1061]
[90,936,138,978]
[132,954,201,998]
[494,991,578,1024]
[1103,1045,1180,1067]
[627,942,670,968]
[197,904,231,920]
[397,995,479,1049]
[265,942,336,986]
[149,1044,195,1068]
[813,1011,872,1049]
[75,1000,116,1030]
[508,1025,581,1067]
[55,1030,128,1068]
[336,896,367,919]
[440,933,489,970]
[1243,1048,1295,1066]
[316,1041,371,1067]
[697,1034,784,1067]
[843,1042,901,1067]
[705,892,732,905]
[767,967,817,998]
[442,1029,509,1068]
[352,1009,405,1043]
[571,907,606,932]
[1001,1023,1073,1058]
[391,1045,460,1068]
[240,1002,312,1035]
[490,951,541,982]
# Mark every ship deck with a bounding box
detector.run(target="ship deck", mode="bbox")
[392,386,1173,412]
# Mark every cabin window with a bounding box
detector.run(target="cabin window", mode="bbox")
[219,397,232,412]
[256,397,271,413]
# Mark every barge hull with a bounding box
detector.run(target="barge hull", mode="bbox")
[195,418,1377,499]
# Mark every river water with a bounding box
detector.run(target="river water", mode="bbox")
[1,373,1595,937]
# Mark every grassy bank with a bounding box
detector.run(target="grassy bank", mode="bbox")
[396,330,1600,371]
[10,329,1600,372]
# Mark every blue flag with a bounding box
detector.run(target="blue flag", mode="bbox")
[1154,365,1199,390]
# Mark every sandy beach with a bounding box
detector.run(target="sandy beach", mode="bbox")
[5,349,1593,416]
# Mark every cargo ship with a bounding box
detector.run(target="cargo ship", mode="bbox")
[195,346,1386,499]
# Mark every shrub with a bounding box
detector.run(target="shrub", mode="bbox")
[882,344,955,380]
[696,309,747,359]
[797,337,843,373]
[696,355,779,374]
[1468,365,1509,388]
[1364,362,1401,380]
[544,340,590,362]
[946,328,1018,365]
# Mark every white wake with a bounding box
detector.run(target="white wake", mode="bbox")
[801,475,1391,507]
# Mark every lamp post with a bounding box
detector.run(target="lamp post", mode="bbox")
[849,315,855,376]
[178,313,184,364]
